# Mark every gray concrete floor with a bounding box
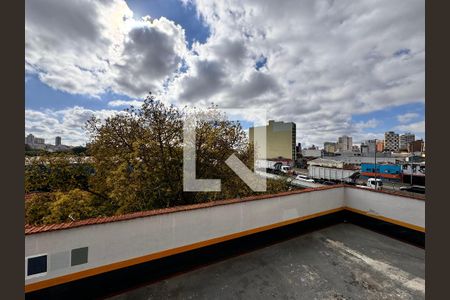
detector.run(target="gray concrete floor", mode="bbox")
[108,223,425,300]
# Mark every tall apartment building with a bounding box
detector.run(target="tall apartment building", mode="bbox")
[399,133,415,151]
[324,142,337,153]
[249,120,297,160]
[384,131,399,152]
[55,136,62,146]
[337,135,352,152]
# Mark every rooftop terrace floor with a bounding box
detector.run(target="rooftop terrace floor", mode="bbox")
[108,223,425,300]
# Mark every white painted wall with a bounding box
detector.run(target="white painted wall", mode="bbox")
[344,188,425,228]
[25,188,344,285]
[25,187,425,287]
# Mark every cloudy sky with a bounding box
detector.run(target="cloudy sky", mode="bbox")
[25,0,424,147]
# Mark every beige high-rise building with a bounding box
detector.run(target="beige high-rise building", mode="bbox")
[249,120,297,160]
[337,135,352,152]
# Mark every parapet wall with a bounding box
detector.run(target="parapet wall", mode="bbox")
[25,187,344,290]
[344,187,425,231]
[24,186,424,292]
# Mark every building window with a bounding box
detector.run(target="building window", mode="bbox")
[71,247,89,266]
[27,254,47,276]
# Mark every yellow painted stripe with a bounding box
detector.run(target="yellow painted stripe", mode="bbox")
[25,207,344,293]
[344,206,425,233]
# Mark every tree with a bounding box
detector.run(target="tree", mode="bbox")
[25,93,295,224]
[25,154,99,197]
[25,190,116,225]
[86,94,291,213]
[43,189,115,224]
[25,193,54,225]
[71,146,88,155]
[86,96,185,213]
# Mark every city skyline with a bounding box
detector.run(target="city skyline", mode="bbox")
[25,0,424,146]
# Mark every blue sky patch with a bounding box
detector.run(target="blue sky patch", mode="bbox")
[393,48,411,57]
[255,56,267,71]
[126,0,210,47]
[25,74,131,111]
[351,102,424,138]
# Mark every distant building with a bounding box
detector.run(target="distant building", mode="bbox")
[295,143,302,156]
[331,151,404,165]
[360,163,402,181]
[408,139,425,153]
[399,133,415,151]
[376,140,384,152]
[25,133,45,145]
[55,136,62,146]
[384,131,399,152]
[34,138,45,144]
[337,135,352,152]
[25,134,35,145]
[352,145,360,152]
[324,142,337,153]
[333,155,400,165]
[249,120,297,160]
[361,144,369,154]
[362,139,377,153]
[302,149,322,158]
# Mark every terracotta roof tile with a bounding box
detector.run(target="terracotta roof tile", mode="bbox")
[25,185,423,235]
[346,185,426,201]
[25,186,342,235]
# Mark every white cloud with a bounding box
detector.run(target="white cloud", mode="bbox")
[394,120,425,134]
[354,118,380,129]
[25,107,123,146]
[26,0,425,146]
[108,99,144,107]
[26,0,187,98]
[397,112,419,123]
[164,0,424,145]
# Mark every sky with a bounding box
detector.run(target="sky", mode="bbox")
[25,0,425,147]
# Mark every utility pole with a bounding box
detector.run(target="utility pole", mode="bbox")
[374,139,377,182]
[410,156,413,186]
